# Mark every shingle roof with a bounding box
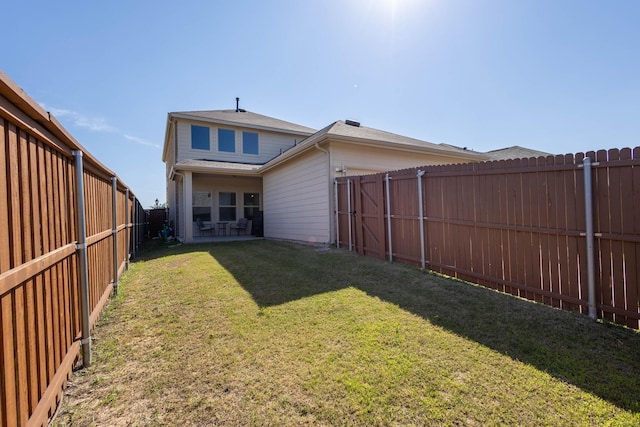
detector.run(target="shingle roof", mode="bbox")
[304,121,487,159]
[485,145,552,161]
[170,110,316,135]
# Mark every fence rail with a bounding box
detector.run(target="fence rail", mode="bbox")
[0,71,143,426]
[336,148,640,330]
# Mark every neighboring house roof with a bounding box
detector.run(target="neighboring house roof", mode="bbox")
[485,145,552,161]
[170,110,317,135]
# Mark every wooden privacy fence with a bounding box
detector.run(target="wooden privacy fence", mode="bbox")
[0,71,145,427]
[336,148,640,330]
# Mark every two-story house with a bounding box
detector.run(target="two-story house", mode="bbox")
[162,106,487,244]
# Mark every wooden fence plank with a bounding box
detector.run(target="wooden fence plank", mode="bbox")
[376,174,386,260]
[14,286,30,425]
[354,177,364,255]
[576,152,589,312]
[549,155,563,308]
[8,122,23,269]
[0,119,10,275]
[24,278,39,415]
[619,148,637,328]
[564,154,581,312]
[522,158,536,301]
[607,149,626,324]
[34,272,47,413]
[1,293,18,426]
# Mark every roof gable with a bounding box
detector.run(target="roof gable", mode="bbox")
[258,120,488,172]
[304,120,487,158]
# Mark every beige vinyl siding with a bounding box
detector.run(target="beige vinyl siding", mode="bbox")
[176,120,301,164]
[329,142,474,177]
[263,150,330,243]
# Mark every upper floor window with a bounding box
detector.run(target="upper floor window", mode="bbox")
[218,129,236,153]
[242,132,259,155]
[191,125,210,150]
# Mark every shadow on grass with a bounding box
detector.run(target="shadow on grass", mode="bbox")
[136,238,640,413]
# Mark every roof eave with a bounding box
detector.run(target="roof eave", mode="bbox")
[328,134,489,161]
[172,163,262,177]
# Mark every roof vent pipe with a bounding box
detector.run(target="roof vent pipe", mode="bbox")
[236,97,239,112]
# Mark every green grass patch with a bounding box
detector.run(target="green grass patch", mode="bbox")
[53,240,640,426]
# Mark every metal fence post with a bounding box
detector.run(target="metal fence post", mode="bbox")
[334,179,340,248]
[347,178,353,251]
[133,201,138,258]
[582,157,597,320]
[385,173,393,262]
[125,189,130,268]
[417,170,426,269]
[112,177,119,295]
[72,150,91,367]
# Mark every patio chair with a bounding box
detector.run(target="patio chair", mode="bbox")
[229,218,249,236]
[196,218,215,236]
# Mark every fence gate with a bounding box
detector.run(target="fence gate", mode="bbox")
[353,175,386,259]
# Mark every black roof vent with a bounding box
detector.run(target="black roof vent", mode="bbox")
[345,119,360,127]
[235,97,246,112]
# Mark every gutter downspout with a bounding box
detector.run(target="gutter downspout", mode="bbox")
[314,142,332,244]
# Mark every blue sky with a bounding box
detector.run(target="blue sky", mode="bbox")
[3,0,639,207]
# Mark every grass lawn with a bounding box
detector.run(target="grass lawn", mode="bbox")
[53,240,640,426]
